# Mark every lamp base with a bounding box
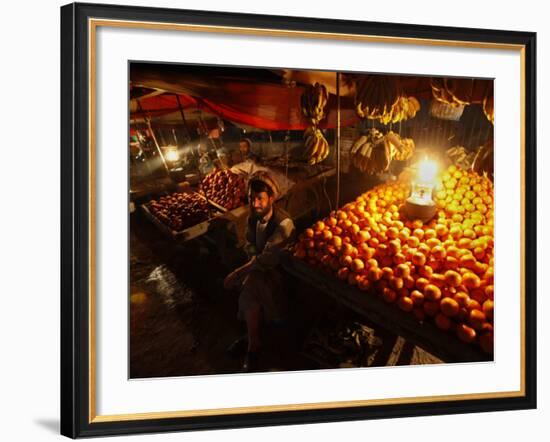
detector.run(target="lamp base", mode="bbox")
[404,197,437,223]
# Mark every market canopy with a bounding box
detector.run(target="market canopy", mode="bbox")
[130,63,491,131]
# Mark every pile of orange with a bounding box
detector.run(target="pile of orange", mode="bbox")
[293,165,494,354]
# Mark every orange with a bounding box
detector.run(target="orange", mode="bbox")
[413,228,425,240]
[418,243,431,256]
[423,301,439,317]
[454,291,470,307]
[444,256,459,270]
[351,258,365,273]
[426,238,441,248]
[446,246,460,258]
[424,284,442,301]
[485,285,494,301]
[397,296,414,312]
[367,267,383,282]
[356,230,371,243]
[382,267,394,280]
[388,239,401,255]
[418,265,434,279]
[410,290,424,306]
[337,267,350,280]
[479,331,494,354]
[339,254,353,267]
[469,309,487,330]
[435,313,452,331]
[387,227,399,239]
[459,252,476,269]
[415,277,430,291]
[382,288,397,303]
[466,299,482,312]
[456,323,477,343]
[435,224,449,237]
[458,238,473,250]
[366,258,378,269]
[449,226,463,240]
[440,297,460,317]
[412,252,427,266]
[389,277,404,291]
[404,275,416,289]
[347,272,360,286]
[358,276,371,291]
[482,299,494,321]
[444,270,462,287]
[395,263,411,279]
[463,272,481,289]
[393,253,407,265]
[407,236,420,248]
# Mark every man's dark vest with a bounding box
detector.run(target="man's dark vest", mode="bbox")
[246,206,291,254]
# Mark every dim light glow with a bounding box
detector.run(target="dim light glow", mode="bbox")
[164,146,180,162]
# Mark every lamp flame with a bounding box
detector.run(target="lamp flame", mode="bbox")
[417,158,439,185]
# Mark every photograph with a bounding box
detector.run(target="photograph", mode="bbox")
[128,63,495,377]
[60,3,536,437]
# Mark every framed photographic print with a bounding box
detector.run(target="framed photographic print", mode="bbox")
[60,2,537,438]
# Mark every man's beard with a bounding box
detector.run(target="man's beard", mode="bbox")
[251,205,272,219]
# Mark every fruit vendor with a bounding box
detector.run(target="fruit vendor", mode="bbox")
[237,138,260,163]
[223,171,295,372]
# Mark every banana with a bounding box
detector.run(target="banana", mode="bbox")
[351,135,367,155]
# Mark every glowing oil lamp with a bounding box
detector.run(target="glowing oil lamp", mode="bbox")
[404,157,439,222]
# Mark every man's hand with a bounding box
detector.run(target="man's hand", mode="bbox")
[223,259,254,290]
[223,271,240,290]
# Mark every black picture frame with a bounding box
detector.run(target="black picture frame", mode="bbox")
[61,2,537,438]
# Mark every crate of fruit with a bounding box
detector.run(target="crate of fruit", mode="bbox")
[199,169,247,213]
[141,190,223,241]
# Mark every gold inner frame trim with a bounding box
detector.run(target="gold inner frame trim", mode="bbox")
[88,18,527,423]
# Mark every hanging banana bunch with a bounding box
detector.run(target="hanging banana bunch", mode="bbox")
[447,146,476,170]
[350,129,389,174]
[355,76,420,125]
[351,129,415,175]
[384,131,415,161]
[303,127,330,165]
[301,83,330,165]
[472,139,494,179]
[300,82,328,126]
[355,76,401,121]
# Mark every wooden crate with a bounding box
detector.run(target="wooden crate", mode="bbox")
[141,192,223,242]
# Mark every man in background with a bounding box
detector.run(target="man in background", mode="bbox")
[223,171,295,372]
[237,138,260,163]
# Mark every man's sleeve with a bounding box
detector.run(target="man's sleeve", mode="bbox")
[252,218,295,270]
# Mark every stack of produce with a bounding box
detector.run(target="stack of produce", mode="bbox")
[147,192,210,231]
[200,169,246,210]
[355,76,420,124]
[350,129,415,174]
[292,165,494,354]
[301,83,330,165]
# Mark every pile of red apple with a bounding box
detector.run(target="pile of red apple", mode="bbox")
[200,169,246,210]
[147,192,210,231]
